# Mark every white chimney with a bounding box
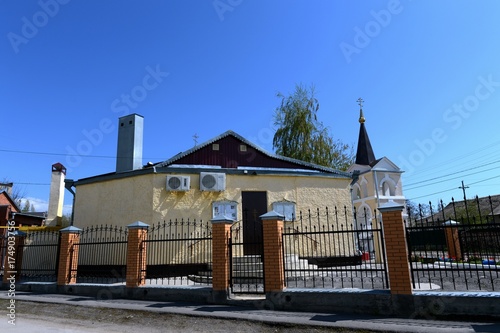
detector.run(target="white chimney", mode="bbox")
[46,163,66,226]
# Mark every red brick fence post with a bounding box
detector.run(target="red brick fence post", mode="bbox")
[210,216,233,301]
[126,221,149,288]
[57,226,81,285]
[378,201,412,295]
[444,220,462,261]
[3,230,26,285]
[260,211,285,293]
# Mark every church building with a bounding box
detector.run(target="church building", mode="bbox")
[348,100,406,256]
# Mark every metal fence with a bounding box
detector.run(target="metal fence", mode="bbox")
[282,207,389,290]
[0,236,7,280]
[142,219,212,286]
[229,216,265,294]
[406,196,500,291]
[71,225,128,284]
[19,230,60,282]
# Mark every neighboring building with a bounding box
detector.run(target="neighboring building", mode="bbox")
[71,114,355,252]
[0,190,46,236]
[424,194,500,224]
[347,103,406,257]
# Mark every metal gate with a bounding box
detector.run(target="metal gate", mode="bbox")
[19,230,61,282]
[229,213,265,294]
[71,225,128,283]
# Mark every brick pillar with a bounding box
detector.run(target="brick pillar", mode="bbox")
[126,221,149,288]
[57,226,81,285]
[211,216,233,300]
[260,211,285,293]
[3,230,26,285]
[444,221,462,260]
[378,201,412,295]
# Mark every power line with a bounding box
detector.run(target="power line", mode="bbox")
[406,175,500,201]
[0,148,115,158]
[405,159,500,187]
[468,174,500,185]
[407,187,457,201]
[405,139,500,178]
[0,148,165,160]
[405,165,500,191]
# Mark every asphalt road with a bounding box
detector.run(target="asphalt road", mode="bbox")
[1,292,500,333]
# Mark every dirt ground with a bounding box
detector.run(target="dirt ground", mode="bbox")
[1,299,379,333]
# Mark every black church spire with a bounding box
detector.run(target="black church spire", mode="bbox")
[354,98,376,165]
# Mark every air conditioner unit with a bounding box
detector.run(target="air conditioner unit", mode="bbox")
[200,172,226,191]
[166,175,190,191]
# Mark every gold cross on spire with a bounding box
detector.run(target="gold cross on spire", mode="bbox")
[357,98,365,123]
[357,97,364,109]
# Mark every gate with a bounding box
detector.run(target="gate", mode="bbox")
[283,208,389,289]
[141,219,212,286]
[229,210,265,294]
[19,230,61,282]
[71,225,128,283]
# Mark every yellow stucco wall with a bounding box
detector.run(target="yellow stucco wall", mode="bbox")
[74,174,155,228]
[72,171,358,264]
[74,172,353,228]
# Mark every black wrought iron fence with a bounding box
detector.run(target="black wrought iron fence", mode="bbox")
[406,195,500,291]
[19,230,60,282]
[282,207,388,290]
[0,236,7,280]
[142,219,212,286]
[229,215,265,294]
[71,225,128,284]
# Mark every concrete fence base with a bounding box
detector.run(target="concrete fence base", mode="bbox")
[8,282,500,319]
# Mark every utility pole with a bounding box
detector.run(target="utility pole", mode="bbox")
[458,180,470,222]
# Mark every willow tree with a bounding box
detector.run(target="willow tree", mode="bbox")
[273,84,354,171]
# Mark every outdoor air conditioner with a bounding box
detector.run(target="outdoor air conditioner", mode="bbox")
[166,175,190,191]
[200,172,226,191]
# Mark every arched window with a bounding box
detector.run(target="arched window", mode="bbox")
[381,180,396,196]
[352,184,362,200]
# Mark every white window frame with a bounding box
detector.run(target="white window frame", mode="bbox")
[272,201,296,222]
[212,200,238,220]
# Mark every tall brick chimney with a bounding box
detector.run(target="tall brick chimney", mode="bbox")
[46,163,66,226]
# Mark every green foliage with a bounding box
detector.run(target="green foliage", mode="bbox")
[61,213,72,227]
[272,84,354,171]
[21,199,35,212]
[445,200,484,224]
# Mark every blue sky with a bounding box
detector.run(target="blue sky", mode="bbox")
[1,0,500,214]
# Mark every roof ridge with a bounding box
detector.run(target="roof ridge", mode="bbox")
[155,130,352,177]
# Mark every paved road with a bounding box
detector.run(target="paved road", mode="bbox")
[1,292,500,332]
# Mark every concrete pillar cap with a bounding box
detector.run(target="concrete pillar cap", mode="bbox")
[11,230,27,237]
[59,226,82,233]
[260,211,285,220]
[210,215,235,224]
[378,200,405,213]
[127,221,150,229]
